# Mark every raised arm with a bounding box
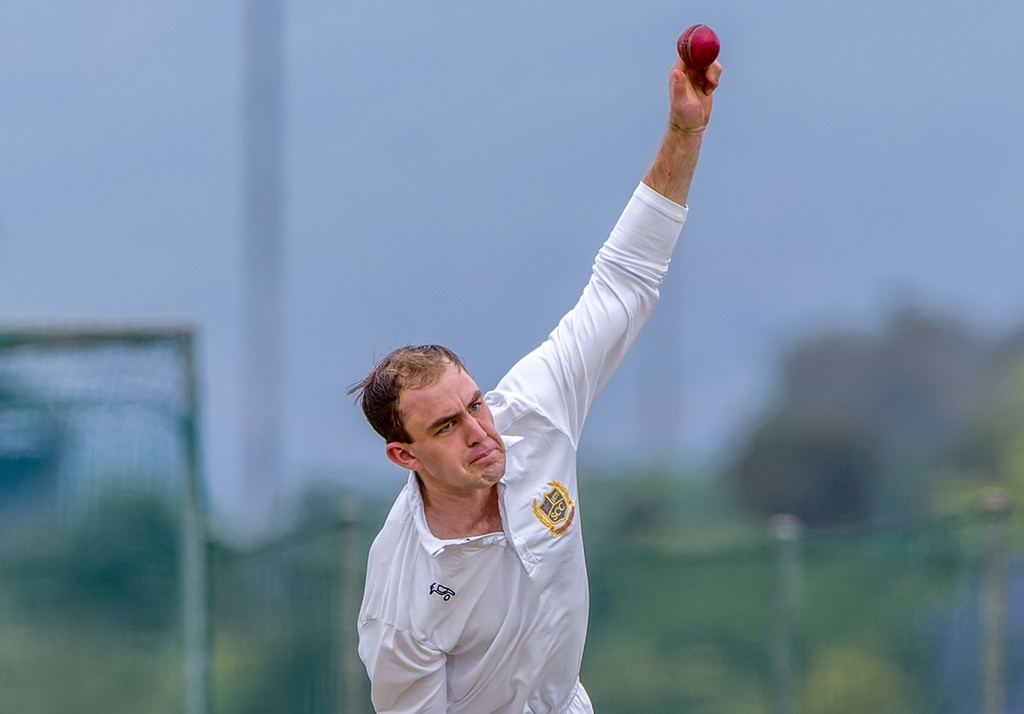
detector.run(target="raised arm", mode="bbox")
[490,51,722,445]
[643,56,722,206]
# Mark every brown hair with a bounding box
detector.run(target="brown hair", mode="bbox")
[348,345,466,443]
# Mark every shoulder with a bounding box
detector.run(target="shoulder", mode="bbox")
[363,484,421,597]
[361,515,429,635]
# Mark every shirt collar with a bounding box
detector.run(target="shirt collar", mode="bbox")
[408,433,523,557]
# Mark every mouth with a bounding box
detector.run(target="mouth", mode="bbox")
[469,446,499,467]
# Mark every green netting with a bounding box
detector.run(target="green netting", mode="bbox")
[0,328,198,714]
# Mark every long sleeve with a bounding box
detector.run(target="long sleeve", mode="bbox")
[494,181,687,445]
[359,617,448,713]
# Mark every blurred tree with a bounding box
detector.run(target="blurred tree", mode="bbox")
[727,304,997,526]
[937,343,1024,533]
[729,416,880,527]
[958,349,1024,478]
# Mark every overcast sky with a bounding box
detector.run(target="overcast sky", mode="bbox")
[2,0,1022,535]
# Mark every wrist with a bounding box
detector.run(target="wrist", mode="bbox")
[642,122,704,206]
[666,117,707,137]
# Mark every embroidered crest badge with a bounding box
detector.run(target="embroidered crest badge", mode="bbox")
[532,481,575,536]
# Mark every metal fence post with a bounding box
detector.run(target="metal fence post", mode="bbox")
[337,498,366,713]
[181,332,210,714]
[981,487,1009,714]
[772,514,801,714]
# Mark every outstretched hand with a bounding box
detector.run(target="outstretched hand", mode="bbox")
[667,58,721,133]
[641,56,722,205]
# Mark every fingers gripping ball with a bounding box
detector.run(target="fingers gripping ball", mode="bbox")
[677,24,720,70]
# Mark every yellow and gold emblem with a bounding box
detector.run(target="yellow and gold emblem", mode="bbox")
[532,481,575,536]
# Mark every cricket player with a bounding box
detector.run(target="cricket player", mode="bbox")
[350,50,721,713]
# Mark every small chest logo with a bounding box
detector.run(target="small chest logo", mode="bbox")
[532,481,575,537]
[429,582,456,601]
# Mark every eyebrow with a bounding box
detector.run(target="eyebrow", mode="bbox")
[426,390,483,433]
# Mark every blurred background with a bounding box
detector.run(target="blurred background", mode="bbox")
[1,0,1023,711]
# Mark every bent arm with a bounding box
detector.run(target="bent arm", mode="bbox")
[360,618,447,713]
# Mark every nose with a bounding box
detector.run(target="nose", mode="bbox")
[464,413,488,445]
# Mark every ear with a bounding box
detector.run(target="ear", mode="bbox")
[386,441,420,472]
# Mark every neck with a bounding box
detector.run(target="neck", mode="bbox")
[417,477,502,539]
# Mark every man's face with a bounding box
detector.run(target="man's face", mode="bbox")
[386,363,506,496]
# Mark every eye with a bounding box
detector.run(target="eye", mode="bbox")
[437,421,455,434]
[469,401,481,413]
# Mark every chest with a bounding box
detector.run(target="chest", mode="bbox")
[421,536,538,654]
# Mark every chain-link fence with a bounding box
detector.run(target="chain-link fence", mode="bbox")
[206,495,1023,714]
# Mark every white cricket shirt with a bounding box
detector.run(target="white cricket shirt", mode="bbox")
[358,182,688,713]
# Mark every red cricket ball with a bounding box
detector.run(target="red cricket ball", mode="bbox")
[677,24,720,70]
